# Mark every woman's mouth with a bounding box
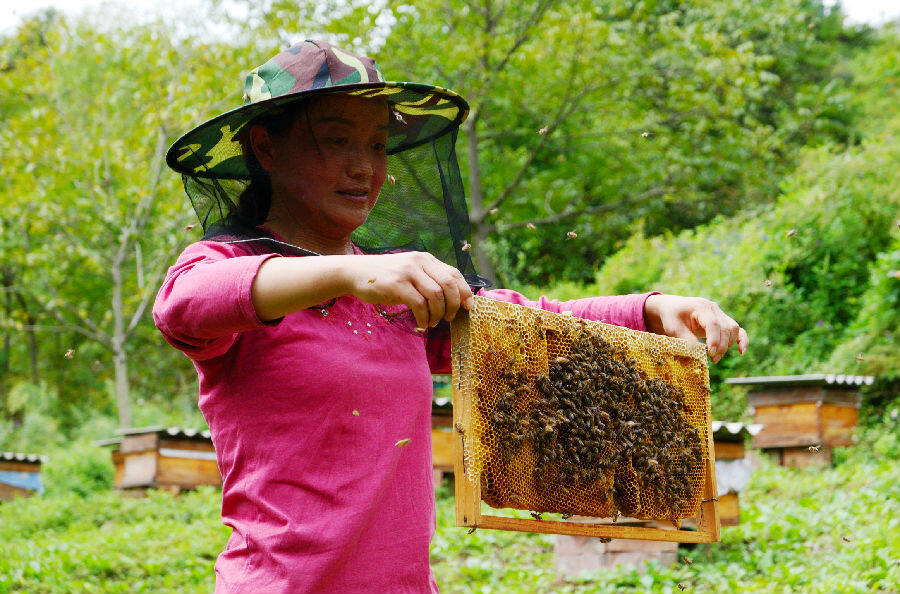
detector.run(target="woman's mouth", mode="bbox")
[337,189,370,204]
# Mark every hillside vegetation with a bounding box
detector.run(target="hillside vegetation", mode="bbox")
[522,27,900,419]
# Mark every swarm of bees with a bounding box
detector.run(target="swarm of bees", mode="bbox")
[478,330,704,520]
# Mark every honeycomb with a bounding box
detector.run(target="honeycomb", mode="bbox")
[452,296,711,522]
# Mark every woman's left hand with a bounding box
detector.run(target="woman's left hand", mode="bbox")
[643,294,748,364]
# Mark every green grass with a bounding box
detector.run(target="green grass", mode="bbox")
[2,434,899,593]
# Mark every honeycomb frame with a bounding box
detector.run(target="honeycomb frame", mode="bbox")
[451,296,721,543]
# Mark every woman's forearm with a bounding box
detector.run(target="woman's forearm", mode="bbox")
[251,256,355,321]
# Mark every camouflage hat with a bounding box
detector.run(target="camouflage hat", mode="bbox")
[166,39,470,179]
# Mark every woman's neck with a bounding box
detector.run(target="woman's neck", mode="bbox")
[262,217,354,256]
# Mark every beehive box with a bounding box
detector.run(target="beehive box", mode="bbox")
[725,374,870,467]
[451,297,720,543]
[99,427,221,492]
[0,452,46,501]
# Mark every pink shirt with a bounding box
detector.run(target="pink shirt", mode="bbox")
[152,239,654,594]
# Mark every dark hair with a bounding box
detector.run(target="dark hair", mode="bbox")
[235,99,311,226]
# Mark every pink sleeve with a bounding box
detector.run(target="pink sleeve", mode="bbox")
[479,289,658,331]
[426,289,659,374]
[152,241,281,360]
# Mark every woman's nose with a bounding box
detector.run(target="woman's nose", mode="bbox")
[346,149,374,180]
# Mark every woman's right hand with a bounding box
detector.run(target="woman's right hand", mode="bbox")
[345,252,474,330]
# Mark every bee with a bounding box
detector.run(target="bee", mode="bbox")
[538,126,548,135]
[488,208,499,215]
[184,224,196,230]
[394,111,407,124]
[530,511,543,521]
[415,327,427,334]
[566,231,578,240]
[855,353,864,362]
[598,537,612,543]
[764,279,772,287]
[388,174,396,185]
[683,557,693,566]
[454,423,465,435]
[842,535,851,543]
[64,349,75,359]
[677,583,688,591]
[561,513,573,520]
[461,240,471,252]
[367,278,376,284]
[467,526,477,534]
[641,131,651,138]
[785,228,797,238]
[394,438,411,447]
[352,410,360,417]
[808,445,821,452]
[526,223,536,230]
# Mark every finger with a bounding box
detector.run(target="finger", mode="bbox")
[692,308,722,362]
[423,264,464,322]
[409,270,446,327]
[738,327,749,355]
[397,284,431,330]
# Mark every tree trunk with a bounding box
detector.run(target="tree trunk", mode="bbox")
[464,113,498,285]
[111,259,131,429]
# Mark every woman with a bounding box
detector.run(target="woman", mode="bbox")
[154,40,747,593]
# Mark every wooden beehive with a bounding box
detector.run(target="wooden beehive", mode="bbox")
[0,452,46,501]
[725,374,870,467]
[99,427,221,492]
[710,422,762,526]
[431,385,455,486]
[451,298,720,543]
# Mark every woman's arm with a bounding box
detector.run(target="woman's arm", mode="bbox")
[251,251,474,329]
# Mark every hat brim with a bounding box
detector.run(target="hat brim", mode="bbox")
[166,82,469,180]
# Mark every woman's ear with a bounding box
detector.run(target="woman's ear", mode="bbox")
[249,125,277,172]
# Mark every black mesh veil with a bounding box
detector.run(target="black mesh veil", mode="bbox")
[181,127,489,289]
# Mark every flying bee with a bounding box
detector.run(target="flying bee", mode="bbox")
[566,231,578,240]
[538,126,548,135]
[683,557,693,566]
[855,353,864,362]
[461,240,471,252]
[488,208,499,215]
[785,228,797,238]
[677,583,688,591]
[808,445,821,452]
[467,526,477,534]
[394,438,411,447]
[764,279,773,287]
[842,535,852,543]
[526,223,536,230]
[387,174,396,185]
[64,348,75,359]
[184,224,196,230]
[530,512,543,521]
[394,111,407,124]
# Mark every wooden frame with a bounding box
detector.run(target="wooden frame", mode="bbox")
[450,308,720,543]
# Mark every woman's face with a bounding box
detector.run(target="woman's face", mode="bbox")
[259,94,389,239]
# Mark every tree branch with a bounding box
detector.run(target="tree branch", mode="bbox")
[501,186,672,229]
